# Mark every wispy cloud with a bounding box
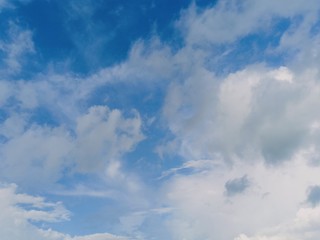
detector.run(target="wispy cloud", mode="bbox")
[0,22,34,74]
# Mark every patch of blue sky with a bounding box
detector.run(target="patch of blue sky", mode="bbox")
[36,194,119,236]
[87,81,165,112]
[14,0,198,76]
[0,135,8,144]
[0,11,14,38]
[56,169,106,189]
[43,172,130,235]
[137,215,171,240]
[204,17,292,75]
[0,109,9,143]
[0,107,8,121]
[15,1,78,70]
[122,131,184,184]
[29,106,61,127]
[309,14,320,36]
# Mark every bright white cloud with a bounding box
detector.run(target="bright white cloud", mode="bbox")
[0,183,69,240]
[160,3,320,237]
[162,152,320,240]
[163,64,320,165]
[0,105,144,190]
[236,205,320,240]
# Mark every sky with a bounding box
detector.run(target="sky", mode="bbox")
[1,0,320,239]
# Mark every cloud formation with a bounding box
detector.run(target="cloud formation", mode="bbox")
[225,175,251,197]
[1,0,320,239]
[0,183,129,240]
[0,105,143,190]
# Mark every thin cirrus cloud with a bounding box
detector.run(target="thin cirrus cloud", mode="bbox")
[1,0,320,239]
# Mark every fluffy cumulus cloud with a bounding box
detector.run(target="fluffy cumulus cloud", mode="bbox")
[0,184,63,240]
[0,105,143,190]
[163,65,320,164]
[0,14,145,238]
[158,0,320,165]
[158,0,320,239]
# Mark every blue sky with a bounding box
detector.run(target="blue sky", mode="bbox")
[1,0,320,239]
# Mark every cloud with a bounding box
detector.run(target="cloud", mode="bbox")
[0,40,145,190]
[52,184,116,198]
[0,183,129,240]
[0,22,35,74]
[178,0,320,46]
[0,125,74,190]
[74,106,144,174]
[162,152,320,240]
[0,105,144,190]
[1,0,320,239]
[225,175,251,197]
[155,2,320,237]
[236,205,320,240]
[0,183,69,240]
[69,233,127,240]
[163,63,320,165]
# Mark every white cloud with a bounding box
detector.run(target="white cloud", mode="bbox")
[178,0,320,46]
[0,183,129,240]
[163,64,320,165]
[0,105,144,190]
[0,183,69,240]
[74,105,144,176]
[0,22,34,74]
[1,1,320,239]
[236,205,320,240]
[157,2,320,238]
[68,233,127,240]
[162,152,320,240]
[0,125,73,190]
